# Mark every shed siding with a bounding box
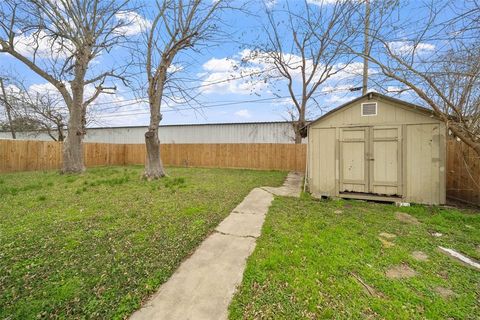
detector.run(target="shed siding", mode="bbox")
[308,94,446,205]
[308,128,336,196]
[313,98,439,128]
[405,123,445,204]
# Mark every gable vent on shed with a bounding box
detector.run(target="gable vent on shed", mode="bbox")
[361,102,377,116]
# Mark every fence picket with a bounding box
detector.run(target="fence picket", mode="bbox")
[2,138,478,205]
[0,140,307,173]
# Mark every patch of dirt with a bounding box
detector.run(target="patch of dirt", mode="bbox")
[343,203,353,208]
[379,232,396,239]
[411,251,429,261]
[437,270,449,280]
[434,286,456,299]
[395,212,420,225]
[378,237,395,248]
[385,264,417,279]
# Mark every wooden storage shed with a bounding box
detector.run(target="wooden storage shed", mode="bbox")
[306,92,446,205]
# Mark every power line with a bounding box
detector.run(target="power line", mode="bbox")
[89,65,285,107]
[90,58,363,109]
[91,71,362,113]
[93,95,287,114]
[95,87,354,118]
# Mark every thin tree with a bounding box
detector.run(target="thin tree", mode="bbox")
[0,78,16,139]
[0,76,67,141]
[29,93,67,141]
[142,0,229,179]
[359,0,480,155]
[247,0,359,144]
[0,0,133,172]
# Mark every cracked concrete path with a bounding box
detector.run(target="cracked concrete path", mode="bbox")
[129,172,303,320]
[262,172,304,197]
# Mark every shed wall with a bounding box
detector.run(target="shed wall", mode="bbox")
[315,98,439,127]
[307,96,446,205]
[405,123,446,204]
[308,128,336,197]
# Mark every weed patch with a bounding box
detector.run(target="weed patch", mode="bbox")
[163,177,187,193]
[88,175,130,187]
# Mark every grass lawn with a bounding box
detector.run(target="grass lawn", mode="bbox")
[229,195,480,320]
[0,166,286,319]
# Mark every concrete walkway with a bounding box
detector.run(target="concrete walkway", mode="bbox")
[262,172,304,197]
[130,172,303,320]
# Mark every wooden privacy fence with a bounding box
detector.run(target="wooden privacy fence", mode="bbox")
[3,138,479,206]
[446,139,480,206]
[0,140,306,173]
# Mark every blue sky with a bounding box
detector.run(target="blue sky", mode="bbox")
[0,0,458,127]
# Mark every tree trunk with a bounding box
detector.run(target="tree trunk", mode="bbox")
[58,127,65,142]
[293,108,307,144]
[293,120,307,144]
[294,130,303,144]
[144,110,166,179]
[62,92,85,173]
[62,111,85,173]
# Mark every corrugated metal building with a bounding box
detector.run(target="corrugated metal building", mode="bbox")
[0,121,305,144]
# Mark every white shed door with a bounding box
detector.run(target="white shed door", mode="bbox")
[340,126,402,196]
[369,126,402,196]
[339,127,369,193]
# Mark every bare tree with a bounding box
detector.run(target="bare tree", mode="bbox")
[246,0,359,144]
[0,77,16,139]
[359,0,480,155]
[0,76,67,141]
[142,0,229,179]
[0,0,133,172]
[29,93,67,141]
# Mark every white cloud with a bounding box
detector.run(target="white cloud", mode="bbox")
[19,80,154,127]
[199,49,372,99]
[264,0,278,9]
[199,49,313,95]
[234,109,252,118]
[13,30,73,59]
[388,41,435,56]
[329,62,364,80]
[115,11,151,36]
[265,0,341,9]
[10,11,148,60]
[202,58,238,72]
[3,83,21,95]
[199,53,270,95]
[325,94,353,105]
[276,97,296,107]
[307,0,348,5]
[29,82,59,96]
[167,64,184,73]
